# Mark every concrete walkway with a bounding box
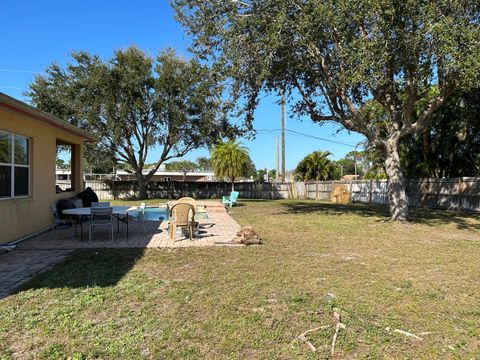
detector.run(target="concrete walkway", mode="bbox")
[0,201,241,299]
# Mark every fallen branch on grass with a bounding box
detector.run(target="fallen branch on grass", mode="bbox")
[237,306,265,313]
[296,325,332,352]
[298,333,317,352]
[331,308,346,356]
[385,327,424,341]
[294,307,346,354]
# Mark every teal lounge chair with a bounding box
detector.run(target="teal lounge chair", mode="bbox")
[222,191,239,207]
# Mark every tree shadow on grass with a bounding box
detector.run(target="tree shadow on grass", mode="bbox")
[280,201,391,218]
[410,207,480,230]
[279,200,480,230]
[19,249,144,291]
[230,202,246,207]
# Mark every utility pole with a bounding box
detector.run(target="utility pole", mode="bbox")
[275,136,279,181]
[281,91,286,181]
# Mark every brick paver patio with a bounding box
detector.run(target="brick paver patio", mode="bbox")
[0,201,241,298]
[0,249,72,299]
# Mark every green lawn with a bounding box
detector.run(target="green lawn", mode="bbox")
[1,200,480,359]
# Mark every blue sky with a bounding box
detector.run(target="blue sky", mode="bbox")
[0,0,365,170]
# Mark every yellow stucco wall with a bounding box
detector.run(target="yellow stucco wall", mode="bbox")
[0,107,86,244]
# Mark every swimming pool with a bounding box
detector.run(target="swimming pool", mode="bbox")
[139,207,208,221]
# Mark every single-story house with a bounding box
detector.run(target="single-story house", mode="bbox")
[341,174,361,181]
[115,170,216,182]
[0,92,96,244]
[55,169,216,184]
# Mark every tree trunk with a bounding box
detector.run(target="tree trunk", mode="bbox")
[231,178,235,192]
[384,140,409,221]
[137,173,148,200]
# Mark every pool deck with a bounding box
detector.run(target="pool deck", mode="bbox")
[0,200,242,298]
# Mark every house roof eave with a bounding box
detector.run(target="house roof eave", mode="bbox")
[0,92,98,142]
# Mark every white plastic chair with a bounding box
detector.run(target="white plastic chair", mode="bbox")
[138,202,146,233]
[116,203,146,234]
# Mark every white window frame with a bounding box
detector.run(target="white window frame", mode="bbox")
[0,130,30,199]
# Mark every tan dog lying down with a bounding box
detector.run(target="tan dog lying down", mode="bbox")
[233,226,262,245]
[214,226,262,246]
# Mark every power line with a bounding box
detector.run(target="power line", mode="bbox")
[0,69,37,73]
[287,129,358,146]
[256,128,358,148]
[0,85,27,90]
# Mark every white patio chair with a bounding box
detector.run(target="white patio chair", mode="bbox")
[138,202,146,233]
[116,202,146,234]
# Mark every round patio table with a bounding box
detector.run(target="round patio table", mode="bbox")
[62,206,138,241]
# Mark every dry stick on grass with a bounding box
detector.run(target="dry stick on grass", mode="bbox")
[295,307,347,354]
[298,333,317,352]
[419,332,434,336]
[331,308,346,356]
[385,327,424,341]
[296,325,332,352]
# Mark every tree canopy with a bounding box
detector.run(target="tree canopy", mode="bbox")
[174,0,480,220]
[195,157,212,171]
[28,46,230,198]
[211,140,253,190]
[400,89,480,178]
[334,150,367,177]
[165,160,197,172]
[294,151,336,181]
[165,160,198,181]
[254,169,277,183]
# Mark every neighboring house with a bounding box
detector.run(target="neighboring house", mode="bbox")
[342,174,361,181]
[0,92,96,244]
[55,169,216,183]
[55,168,73,190]
[114,170,215,182]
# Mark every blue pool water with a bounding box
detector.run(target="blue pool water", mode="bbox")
[139,207,208,221]
[142,207,168,221]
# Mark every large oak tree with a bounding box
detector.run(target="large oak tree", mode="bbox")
[173,0,480,220]
[400,89,480,178]
[29,46,231,198]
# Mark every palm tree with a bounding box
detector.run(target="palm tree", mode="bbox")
[294,151,336,181]
[211,140,252,191]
